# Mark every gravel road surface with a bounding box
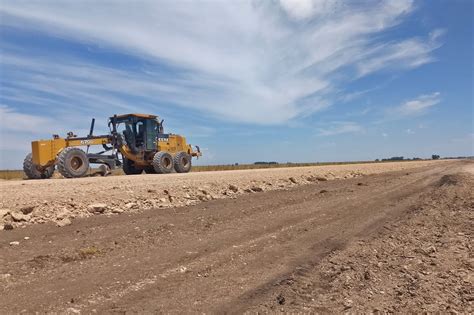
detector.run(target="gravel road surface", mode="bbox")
[0,160,471,313]
[1,160,447,228]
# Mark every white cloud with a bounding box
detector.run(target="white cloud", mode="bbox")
[317,122,363,136]
[406,128,415,134]
[395,92,441,116]
[0,0,441,125]
[279,0,339,20]
[356,35,443,77]
[0,105,54,133]
[0,106,59,157]
[0,105,102,155]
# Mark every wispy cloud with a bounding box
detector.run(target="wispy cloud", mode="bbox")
[394,92,441,116]
[279,0,339,20]
[356,30,445,77]
[0,0,442,124]
[317,121,364,136]
[0,105,70,152]
[0,105,54,133]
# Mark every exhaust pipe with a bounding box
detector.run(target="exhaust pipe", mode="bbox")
[89,118,95,137]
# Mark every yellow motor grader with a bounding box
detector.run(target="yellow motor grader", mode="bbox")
[23,113,201,179]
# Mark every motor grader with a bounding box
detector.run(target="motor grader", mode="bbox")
[23,113,201,179]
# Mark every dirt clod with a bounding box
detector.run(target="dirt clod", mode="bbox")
[2,223,14,230]
[20,205,35,214]
[10,211,29,222]
[88,203,107,213]
[0,208,10,218]
[250,186,264,192]
[228,184,239,192]
[276,294,286,305]
[343,298,353,309]
[57,218,72,227]
[363,270,371,280]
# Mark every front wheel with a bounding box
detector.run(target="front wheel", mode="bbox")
[23,153,55,179]
[57,147,90,178]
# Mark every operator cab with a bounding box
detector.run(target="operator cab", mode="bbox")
[109,113,164,153]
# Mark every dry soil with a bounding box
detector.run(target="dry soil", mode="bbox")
[0,160,472,313]
[1,160,447,228]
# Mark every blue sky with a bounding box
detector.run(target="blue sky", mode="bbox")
[0,0,472,168]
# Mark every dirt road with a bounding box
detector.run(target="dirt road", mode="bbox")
[0,160,447,228]
[0,160,472,313]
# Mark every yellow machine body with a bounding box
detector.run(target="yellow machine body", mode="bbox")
[158,135,190,155]
[25,113,201,178]
[31,134,198,167]
[119,134,197,167]
[31,137,111,167]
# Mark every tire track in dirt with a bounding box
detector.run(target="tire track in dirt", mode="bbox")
[75,164,452,311]
[246,164,473,313]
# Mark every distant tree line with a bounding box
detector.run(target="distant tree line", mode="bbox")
[381,156,405,161]
[375,154,441,162]
[443,156,474,159]
[254,161,279,165]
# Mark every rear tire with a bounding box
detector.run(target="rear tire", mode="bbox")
[23,153,55,179]
[122,157,143,175]
[153,152,174,174]
[57,147,89,178]
[173,152,192,173]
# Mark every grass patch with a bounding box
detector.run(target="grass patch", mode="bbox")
[78,246,101,259]
[0,170,25,180]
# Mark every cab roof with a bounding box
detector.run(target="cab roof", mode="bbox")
[113,113,158,119]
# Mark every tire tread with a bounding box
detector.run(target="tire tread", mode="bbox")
[57,147,89,178]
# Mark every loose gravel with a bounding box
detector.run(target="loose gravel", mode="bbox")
[0,160,447,229]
